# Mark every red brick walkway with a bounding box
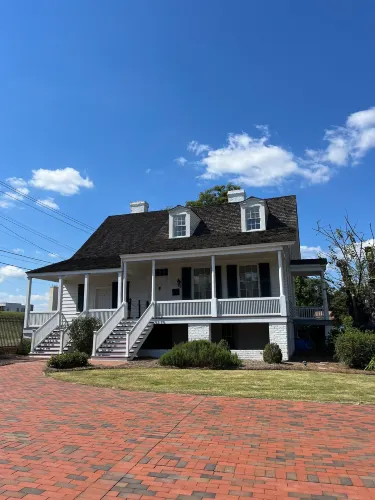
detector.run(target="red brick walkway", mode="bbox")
[1,363,375,500]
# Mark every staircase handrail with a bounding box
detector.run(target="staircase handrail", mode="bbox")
[127,302,155,357]
[31,311,59,352]
[92,302,126,356]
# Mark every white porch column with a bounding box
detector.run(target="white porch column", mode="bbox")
[278,250,287,316]
[57,276,64,353]
[211,255,217,317]
[23,277,32,329]
[83,273,89,313]
[123,262,127,303]
[117,271,122,308]
[151,259,156,303]
[321,271,329,320]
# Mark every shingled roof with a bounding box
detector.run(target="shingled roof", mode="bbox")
[29,195,298,274]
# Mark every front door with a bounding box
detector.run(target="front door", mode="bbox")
[95,287,112,309]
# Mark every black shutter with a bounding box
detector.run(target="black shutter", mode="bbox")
[77,284,84,312]
[112,281,118,309]
[259,263,271,297]
[227,265,238,298]
[181,267,192,299]
[215,266,222,298]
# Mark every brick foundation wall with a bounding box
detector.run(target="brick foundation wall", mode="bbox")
[269,323,289,360]
[188,324,211,341]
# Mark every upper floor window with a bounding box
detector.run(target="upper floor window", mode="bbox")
[173,214,186,237]
[193,268,211,299]
[239,265,259,297]
[245,206,261,231]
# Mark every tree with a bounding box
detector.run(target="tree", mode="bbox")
[186,183,241,207]
[294,276,323,307]
[316,217,375,328]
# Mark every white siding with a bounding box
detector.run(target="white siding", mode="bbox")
[62,279,80,322]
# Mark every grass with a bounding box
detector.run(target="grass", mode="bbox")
[50,367,375,404]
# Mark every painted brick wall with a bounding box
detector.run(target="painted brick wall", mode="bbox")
[188,324,211,341]
[269,323,289,360]
[231,350,263,361]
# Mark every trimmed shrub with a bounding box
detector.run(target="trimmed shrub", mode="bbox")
[47,351,89,369]
[263,343,283,364]
[69,317,102,355]
[16,338,31,355]
[335,331,375,368]
[159,340,242,369]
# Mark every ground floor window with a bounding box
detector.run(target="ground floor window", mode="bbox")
[239,265,259,297]
[193,268,211,299]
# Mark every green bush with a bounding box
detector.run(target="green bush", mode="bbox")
[159,340,242,369]
[263,343,283,364]
[334,317,375,369]
[47,351,89,369]
[16,338,31,355]
[69,317,102,355]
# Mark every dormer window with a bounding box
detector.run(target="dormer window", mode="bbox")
[240,197,267,232]
[246,206,261,231]
[173,214,186,237]
[169,206,201,239]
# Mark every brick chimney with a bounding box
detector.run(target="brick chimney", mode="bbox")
[227,189,246,203]
[130,201,149,213]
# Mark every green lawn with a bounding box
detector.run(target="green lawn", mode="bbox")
[50,367,375,404]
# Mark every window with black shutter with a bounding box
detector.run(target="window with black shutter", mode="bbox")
[226,265,238,298]
[181,267,192,299]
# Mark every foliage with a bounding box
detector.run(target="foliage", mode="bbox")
[69,317,102,355]
[0,316,23,348]
[47,351,89,369]
[263,343,283,364]
[334,317,375,368]
[294,276,323,307]
[365,356,375,371]
[159,340,242,369]
[16,338,31,355]
[186,183,241,207]
[316,217,375,328]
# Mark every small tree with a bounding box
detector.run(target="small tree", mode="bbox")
[186,183,241,207]
[316,217,375,329]
[69,317,102,355]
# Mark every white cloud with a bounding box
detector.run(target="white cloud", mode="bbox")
[181,107,375,188]
[301,245,323,259]
[37,197,59,210]
[48,253,59,259]
[174,157,188,166]
[188,141,210,156]
[29,167,94,196]
[0,265,26,283]
[7,177,28,189]
[12,248,24,254]
[0,178,30,208]
[145,168,151,174]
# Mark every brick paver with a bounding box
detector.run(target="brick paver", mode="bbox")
[1,362,375,499]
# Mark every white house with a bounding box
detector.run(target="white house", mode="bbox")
[25,190,330,360]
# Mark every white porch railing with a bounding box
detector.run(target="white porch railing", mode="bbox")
[294,306,325,319]
[31,311,59,352]
[87,309,116,324]
[155,300,212,318]
[127,302,155,358]
[218,297,281,316]
[28,311,55,327]
[92,303,126,355]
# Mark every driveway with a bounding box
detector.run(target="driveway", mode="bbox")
[1,363,375,500]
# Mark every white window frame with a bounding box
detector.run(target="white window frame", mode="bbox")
[192,267,212,300]
[173,214,187,237]
[245,206,261,231]
[240,199,267,233]
[237,264,260,298]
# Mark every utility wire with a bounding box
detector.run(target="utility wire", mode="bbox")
[0,190,93,234]
[0,260,30,270]
[0,224,66,259]
[0,213,76,251]
[0,180,95,231]
[0,249,53,264]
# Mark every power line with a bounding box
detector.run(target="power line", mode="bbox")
[0,260,30,270]
[0,224,66,259]
[0,249,53,264]
[0,213,76,251]
[0,190,93,234]
[0,180,95,231]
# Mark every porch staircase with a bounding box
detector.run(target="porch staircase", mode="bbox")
[30,327,71,357]
[92,302,155,360]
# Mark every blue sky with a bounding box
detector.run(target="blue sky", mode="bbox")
[1,0,375,309]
